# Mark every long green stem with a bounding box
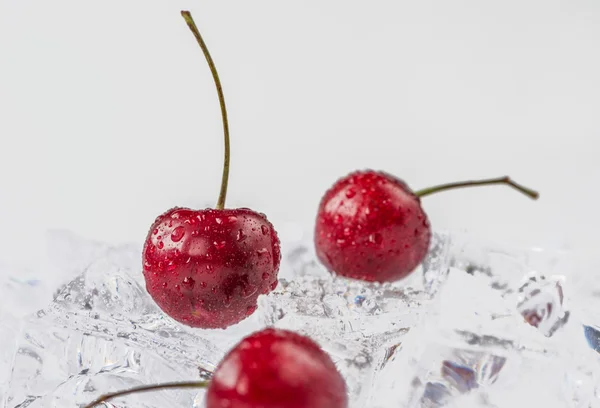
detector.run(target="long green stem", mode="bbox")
[83,381,209,408]
[414,176,539,200]
[181,10,230,210]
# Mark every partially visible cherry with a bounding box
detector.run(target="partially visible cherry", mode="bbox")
[206,328,348,408]
[142,11,280,329]
[83,328,348,408]
[315,170,538,283]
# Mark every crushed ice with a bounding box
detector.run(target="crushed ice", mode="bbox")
[1,229,599,407]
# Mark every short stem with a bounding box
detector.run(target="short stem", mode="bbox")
[181,10,230,210]
[83,381,209,408]
[414,176,539,200]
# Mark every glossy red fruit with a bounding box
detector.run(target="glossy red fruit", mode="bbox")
[143,207,281,329]
[206,328,348,408]
[315,170,431,283]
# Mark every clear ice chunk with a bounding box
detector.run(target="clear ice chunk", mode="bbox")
[258,273,433,407]
[369,250,600,408]
[4,242,227,408]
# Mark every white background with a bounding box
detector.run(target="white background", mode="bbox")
[1,0,599,268]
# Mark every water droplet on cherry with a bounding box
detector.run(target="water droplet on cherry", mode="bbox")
[182,276,195,289]
[369,233,383,245]
[171,226,186,242]
[236,229,246,241]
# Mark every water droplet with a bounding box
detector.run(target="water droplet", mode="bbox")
[204,226,211,232]
[333,215,343,224]
[182,277,195,289]
[261,225,269,235]
[206,265,214,273]
[228,216,238,223]
[345,188,356,198]
[270,280,278,290]
[215,217,223,225]
[191,230,200,237]
[262,272,270,280]
[256,248,269,256]
[214,241,227,250]
[336,238,346,245]
[236,229,246,242]
[157,241,164,249]
[246,305,257,315]
[152,228,159,236]
[162,282,168,288]
[369,233,383,245]
[157,235,162,240]
[200,281,207,288]
[171,226,185,242]
[343,227,351,236]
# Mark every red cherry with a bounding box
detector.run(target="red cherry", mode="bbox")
[206,328,348,408]
[141,12,281,328]
[315,170,539,283]
[315,170,430,282]
[143,207,280,329]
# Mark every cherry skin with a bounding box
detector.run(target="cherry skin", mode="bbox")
[206,328,348,408]
[315,170,431,283]
[143,207,281,329]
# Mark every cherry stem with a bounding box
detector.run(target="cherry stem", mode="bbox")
[414,176,539,200]
[181,10,230,210]
[83,381,209,408]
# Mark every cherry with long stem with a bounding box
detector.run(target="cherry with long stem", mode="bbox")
[414,176,539,200]
[83,381,209,408]
[181,10,230,210]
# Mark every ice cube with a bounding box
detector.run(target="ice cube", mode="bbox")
[258,273,433,407]
[516,274,569,337]
[369,250,600,408]
[4,243,228,408]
